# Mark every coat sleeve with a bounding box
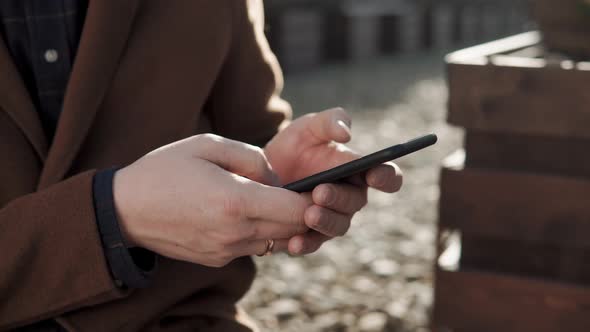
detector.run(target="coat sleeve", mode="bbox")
[0,170,127,329]
[204,0,292,147]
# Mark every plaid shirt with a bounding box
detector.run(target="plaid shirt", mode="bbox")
[0,0,86,139]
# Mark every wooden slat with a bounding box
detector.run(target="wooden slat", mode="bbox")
[433,269,590,332]
[447,63,590,138]
[464,132,590,178]
[460,235,590,284]
[439,166,590,248]
[445,31,541,65]
[446,32,590,139]
[531,0,590,58]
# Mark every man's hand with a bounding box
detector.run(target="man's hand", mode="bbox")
[113,134,313,267]
[265,108,403,255]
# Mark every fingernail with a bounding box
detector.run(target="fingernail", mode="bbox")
[321,185,334,205]
[291,241,304,255]
[336,120,352,137]
[370,172,387,188]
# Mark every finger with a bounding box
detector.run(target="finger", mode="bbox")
[239,239,290,257]
[242,184,313,225]
[252,220,309,240]
[312,183,368,214]
[305,205,352,237]
[365,162,403,193]
[346,172,368,187]
[303,144,363,177]
[306,108,352,144]
[271,239,290,253]
[288,231,332,256]
[192,134,280,186]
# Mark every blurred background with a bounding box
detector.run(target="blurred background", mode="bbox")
[239,0,534,331]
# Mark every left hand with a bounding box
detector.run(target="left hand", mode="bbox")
[264,108,403,255]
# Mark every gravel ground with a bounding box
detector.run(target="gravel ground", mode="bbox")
[240,51,464,332]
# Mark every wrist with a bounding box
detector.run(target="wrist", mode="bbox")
[112,168,140,248]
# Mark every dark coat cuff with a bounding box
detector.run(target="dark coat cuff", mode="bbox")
[93,168,157,289]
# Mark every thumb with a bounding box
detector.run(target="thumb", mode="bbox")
[192,134,280,186]
[306,108,352,144]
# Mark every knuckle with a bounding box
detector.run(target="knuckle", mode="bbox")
[250,145,265,156]
[289,203,306,225]
[285,198,305,222]
[251,148,269,172]
[240,145,270,180]
[220,229,244,247]
[200,133,222,141]
[193,133,216,145]
[191,133,222,155]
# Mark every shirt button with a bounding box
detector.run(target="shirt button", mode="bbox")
[44,49,59,63]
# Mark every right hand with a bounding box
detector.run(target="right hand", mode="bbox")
[113,134,312,267]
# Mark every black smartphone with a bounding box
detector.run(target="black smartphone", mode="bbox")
[283,134,437,193]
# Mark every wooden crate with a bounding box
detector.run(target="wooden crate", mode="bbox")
[434,32,590,331]
[447,31,590,139]
[434,269,590,332]
[435,161,590,331]
[440,165,590,250]
[440,163,590,283]
[465,132,590,178]
[530,0,590,57]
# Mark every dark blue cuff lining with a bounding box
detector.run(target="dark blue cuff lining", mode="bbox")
[93,168,157,289]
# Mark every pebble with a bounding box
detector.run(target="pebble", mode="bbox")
[358,312,389,332]
[313,265,337,282]
[271,298,301,321]
[386,298,410,319]
[314,312,347,331]
[370,259,400,277]
[398,241,421,257]
[280,261,304,278]
[341,313,357,328]
[352,276,379,293]
[357,248,377,265]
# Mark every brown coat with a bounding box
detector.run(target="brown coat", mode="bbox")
[0,0,290,330]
